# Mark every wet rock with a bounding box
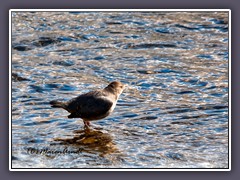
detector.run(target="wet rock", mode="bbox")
[12,156,19,160]
[13,45,32,51]
[125,43,177,49]
[12,73,29,81]
[13,36,60,51]
[138,116,158,120]
[171,121,194,125]
[137,70,156,74]
[105,21,123,25]
[165,152,185,160]
[175,90,195,94]
[54,129,118,156]
[55,129,113,147]
[52,60,74,66]
[32,37,60,47]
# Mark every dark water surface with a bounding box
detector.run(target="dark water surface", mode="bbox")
[11,11,229,168]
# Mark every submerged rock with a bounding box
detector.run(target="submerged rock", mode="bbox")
[12,73,29,81]
[54,129,119,156]
[55,129,112,146]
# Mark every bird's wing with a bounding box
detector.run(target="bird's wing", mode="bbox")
[66,91,113,119]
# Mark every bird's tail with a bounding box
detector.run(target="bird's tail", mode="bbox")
[50,100,67,109]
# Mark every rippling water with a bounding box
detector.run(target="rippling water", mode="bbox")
[11,11,229,169]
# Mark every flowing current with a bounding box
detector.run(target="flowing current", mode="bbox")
[11,11,229,169]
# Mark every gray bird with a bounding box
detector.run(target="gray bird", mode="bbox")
[50,81,125,129]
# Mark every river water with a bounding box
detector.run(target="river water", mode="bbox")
[11,11,229,169]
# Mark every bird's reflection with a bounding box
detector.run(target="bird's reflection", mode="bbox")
[54,128,119,156]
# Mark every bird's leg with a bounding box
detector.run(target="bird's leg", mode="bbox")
[84,121,91,129]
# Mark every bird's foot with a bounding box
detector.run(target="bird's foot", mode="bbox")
[84,121,91,129]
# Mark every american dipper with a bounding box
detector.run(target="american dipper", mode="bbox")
[50,81,125,129]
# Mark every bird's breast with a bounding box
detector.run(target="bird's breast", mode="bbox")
[109,102,117,113]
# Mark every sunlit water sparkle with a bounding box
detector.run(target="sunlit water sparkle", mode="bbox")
[11,11,229,169]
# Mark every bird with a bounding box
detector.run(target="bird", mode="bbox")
[50,81,125,129]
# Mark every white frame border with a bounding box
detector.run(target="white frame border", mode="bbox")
[9,9,231,171]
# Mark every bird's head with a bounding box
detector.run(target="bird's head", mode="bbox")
[105,81,126,96]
